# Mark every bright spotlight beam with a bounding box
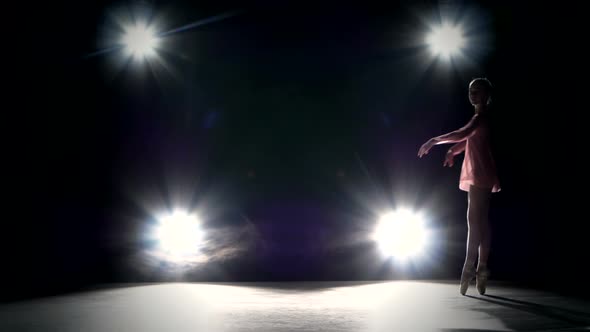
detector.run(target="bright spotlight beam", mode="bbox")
[122,22,159,60]
[155,210,203,258]
[373,209,430,261]
[87,10,243,59]
[426,22,465,59]
[158,10,243,37]
[84,45,123,58]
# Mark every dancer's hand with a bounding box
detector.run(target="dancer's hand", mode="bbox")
[443,150,454,167]
[418,139,435,158]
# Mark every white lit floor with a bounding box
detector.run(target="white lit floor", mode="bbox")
[2,281,590,332]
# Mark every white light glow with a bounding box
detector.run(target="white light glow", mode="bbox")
[121,22,159,60]
[426,23,465,59]
[373,209,430,260]
[155,210,203,258]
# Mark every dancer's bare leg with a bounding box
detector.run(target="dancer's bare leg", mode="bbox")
[477,188,491,270]
[460,185,490,294]
[465,185,486,268]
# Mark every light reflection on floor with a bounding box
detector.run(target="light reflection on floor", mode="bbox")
[2,281,590,332]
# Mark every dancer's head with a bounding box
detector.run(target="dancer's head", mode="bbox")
[469,78,493,107]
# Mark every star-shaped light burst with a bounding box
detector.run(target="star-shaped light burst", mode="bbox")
[91,3,171,79]
[373,209,431,262]
[399,7,491,88]
[121,21,160,61]
[92,5,242,80]
[426,22,466,60]
[155,209,204,261]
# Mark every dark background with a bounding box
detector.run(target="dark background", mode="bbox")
[5,0,581,301]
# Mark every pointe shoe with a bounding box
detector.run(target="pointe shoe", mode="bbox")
[460,266,476,295]
[476,267,490,295]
